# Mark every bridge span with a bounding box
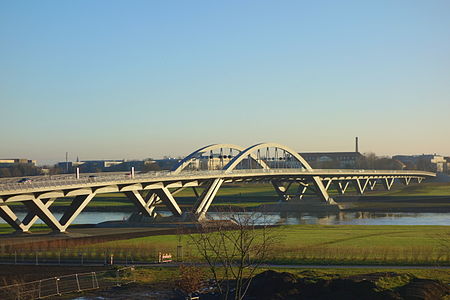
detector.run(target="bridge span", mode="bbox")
[0,143,435,233]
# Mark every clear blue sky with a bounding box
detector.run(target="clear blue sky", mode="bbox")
[1,0,449,164]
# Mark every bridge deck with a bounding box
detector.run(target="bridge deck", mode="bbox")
[0,169,435,200]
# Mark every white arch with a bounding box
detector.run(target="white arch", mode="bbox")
[223,142,314,172]
[222,142,334,204]
[173,143,270,174]
[172,144,244,174]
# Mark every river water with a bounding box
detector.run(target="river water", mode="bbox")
[2,211,449,226]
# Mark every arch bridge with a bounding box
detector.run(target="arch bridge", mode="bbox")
[0,143,435,233]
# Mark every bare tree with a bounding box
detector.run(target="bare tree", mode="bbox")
[188,211,277,300]
[177,264,205,299]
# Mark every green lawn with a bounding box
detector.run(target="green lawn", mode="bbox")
[86,225,450,265]
[369,182,450,196]
[0,223,49,234]
[1,224,448,266]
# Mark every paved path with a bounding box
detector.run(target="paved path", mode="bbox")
[1,261,448,269]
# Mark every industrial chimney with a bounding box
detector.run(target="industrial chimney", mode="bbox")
[355,137,359,153]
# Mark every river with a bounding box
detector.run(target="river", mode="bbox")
[2,211,449,226]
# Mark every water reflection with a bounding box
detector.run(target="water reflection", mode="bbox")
[207,211,450,226]
[1,211,449,226]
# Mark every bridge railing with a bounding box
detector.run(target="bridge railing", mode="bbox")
[0,168,434,194]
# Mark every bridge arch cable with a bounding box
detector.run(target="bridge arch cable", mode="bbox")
[223,143,314,172]
[171,144,246,173]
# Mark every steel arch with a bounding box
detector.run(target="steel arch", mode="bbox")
[172,144,244,174]
[172,143,270,173]
[223,142,314,172]
[222,143,333,204]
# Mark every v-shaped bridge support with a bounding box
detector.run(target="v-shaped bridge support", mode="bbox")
[192,178,224,218]
[335,181,350,194]
[23,194,97,233]
[403,177,412,185]
[382,178,395,191]
[272,178,335,204]
[0,198,56,232]
[0,199,28,232]
[368,180,377,191]
[354,178,371,194]
[125,191,158,218]
[271,180,309,201]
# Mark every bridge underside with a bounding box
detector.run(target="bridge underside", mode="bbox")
[0,174,425,233]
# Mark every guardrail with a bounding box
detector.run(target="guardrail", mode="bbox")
[0,266,135,300]
[0,168,434,194]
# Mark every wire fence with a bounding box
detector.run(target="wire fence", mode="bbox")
[0,266,135,300]
[0,247,182,266]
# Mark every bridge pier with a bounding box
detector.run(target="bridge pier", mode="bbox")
[152,188,183,217]
[0,199,28,232]
[271,178,335,204]
[271,180,291,201]
[368,179,377,191]
[20,198,56,232]
[312,176,336,204]
[335,181,350,194]
[354,178,370,194]
[382,178,395,191]
[271,180,309,201]
[193,178,224,218]
[402,177,411,185]
[124,191,158,218]
[21,194,97,233]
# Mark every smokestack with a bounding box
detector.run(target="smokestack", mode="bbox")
[355,137,359,153]
[66,152,69,173]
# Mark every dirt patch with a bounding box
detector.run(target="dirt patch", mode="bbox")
[246,270,449,300]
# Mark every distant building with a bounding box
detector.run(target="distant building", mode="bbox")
[154,158,180,170]
[182,155,233,171]
[0,158,40,178]
[393,154,448,173]
[58,160,125,173]
[0,159,36,167]
[445,157,450,173]
[57,159,161,173]
[298,136,364,169]
[299,152,364,169]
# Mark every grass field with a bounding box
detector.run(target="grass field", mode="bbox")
[131,266,450,286]
[83,225,450,266]
[1,225,448,266]
[370,182,450,196]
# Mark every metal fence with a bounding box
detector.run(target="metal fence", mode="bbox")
[0,266,135,300]
[0,248,180,265]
